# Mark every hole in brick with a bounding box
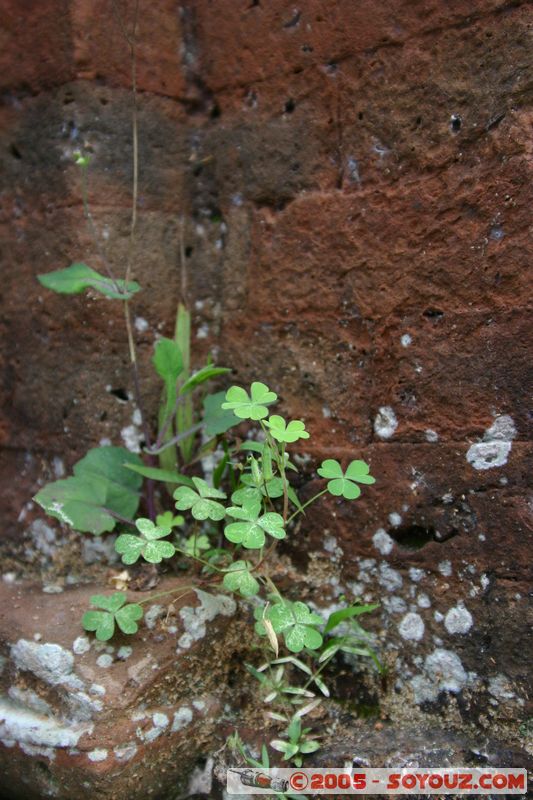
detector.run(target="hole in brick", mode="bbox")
[100,96,109,106]
[210,103,221,119]
[284,98,296,113]
[423,308,444,319]
[450,114,462,132]
[185,246,194,257]
[109,387,129,403]
[9,143,22,159]
[390,525,436,551]
[358,111,364,120]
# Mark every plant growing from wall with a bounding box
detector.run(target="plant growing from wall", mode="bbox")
[30,0,380,773]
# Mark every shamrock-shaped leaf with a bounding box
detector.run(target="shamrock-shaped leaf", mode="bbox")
[317,459,375,500]
[222,560,260,598]
[224,501,285,549]
[266,415,310,444]
[255,601,323,653]
[156,510,184,529]
[182,533,211,557]
[231,474,284,506]
[221,382,277,421]
[115,517,175,564]
[82,592,143,641]
[174,477,227,521]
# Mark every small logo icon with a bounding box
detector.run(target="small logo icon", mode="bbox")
[230,769,289,792]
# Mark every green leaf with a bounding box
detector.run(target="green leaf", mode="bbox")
[231,474,283,506]
[115,517,175,564]
[38,263,140,300]
[299,740,320,754]
[124,462,194,488]
[179,366,231,396]
[222,560,260,597]
[258,600,324,653]
[224,503,285,549]
[34,447,143,535]
[324,603,380,634]
[222,382,277,421]
[82,592,143,641]
[156,511,184,529]
[153,338,183,385]
[317,458,375,500]
[266,415,310,444]
[203,391,239,437]
[174,477,227,521]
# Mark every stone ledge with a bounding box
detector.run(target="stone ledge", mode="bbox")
[0,578,242,800]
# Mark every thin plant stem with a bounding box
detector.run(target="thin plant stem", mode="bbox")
[286,489,328,525]
[146,423,203,455]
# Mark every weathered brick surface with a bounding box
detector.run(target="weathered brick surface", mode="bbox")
[0,1,532,796]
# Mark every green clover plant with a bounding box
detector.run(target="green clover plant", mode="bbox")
[82,592,143,641]
[34,98,379,776]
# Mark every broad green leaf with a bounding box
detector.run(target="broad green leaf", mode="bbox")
[266,415,309,444]
[299,740,320,754]
[153,337,183,385]
[203,391,239,436]
[34,447,143,534]
[317,458,375,500]
[82,592,143,641]
[324,603,380,634]
[222,560,260,597]
[222,382,277,421]
[179,366,231,396]
[124,462,194,488]
[38,262,140,299]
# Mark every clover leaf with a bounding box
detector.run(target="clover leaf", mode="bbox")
[222,560,260,598]
[224,501,285,549]
[174,477,227,521]
[82,592,143,641]
[231,474,284,506]
[266,415,309,444]
[182,533,211,557]
[255,600,323,653]
[115,517,175,564]
[221,382,277,421]
[317,459,375,499]
[156,510,184,529]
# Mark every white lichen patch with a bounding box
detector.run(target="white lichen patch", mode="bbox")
[425,429,439,443]
[121,424,143,454]
[114,743,138,761]
[372,529,394,555]
[8,687,52,716]
[466,414,516,470]
[171,706,193,732]
[11,641,78,688]
[378,563,403,592]
[117,646,133,661]
[444,603,473,635]
[96,654,113,668]
[398,612,425,642]
[388,512,402,528]
[144,605,165,630]
[400,333,412,348]
[374,406,398,439]
[87,748,108,762]
[134,316,149,333]
[177,591,236,651]
[408,567,425,583]
[488,674,516,702]
[438,560,452,577]
[72,637,91,656]
[410,648,471,703]
[417,593,431,609]
[0,698,93,749]
[382,596,408,615]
